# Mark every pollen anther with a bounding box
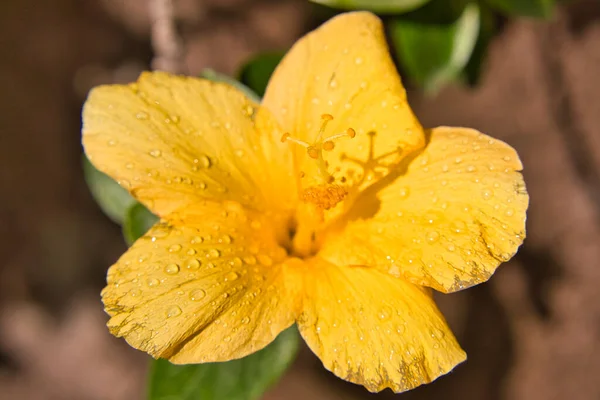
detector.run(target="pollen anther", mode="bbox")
[307,147,319,159]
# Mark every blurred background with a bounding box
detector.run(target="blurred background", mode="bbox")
[1,0,599,399]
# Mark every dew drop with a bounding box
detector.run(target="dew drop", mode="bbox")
[230,257,243,268]
[258,254,273,266]
[169,244,182,253]
[191,236,203,244]
[149,149,162,158]
[481,189,494,200]
[223,336,231,342]
[505,208,515,217]
[241,316,250,324]
[187,248,196,256]
[199,155,211,168]
[147,278,159,287]
[190,289,206,301]
[426,231,439,243]
[399,187,410,198]
[243,255,257,265]
[208,249,221,258]
[186,258,201,270]
[219,234,232,244]
[452,221,466,233]
[165,263,180,275]
[166,305,182,318]
[225,271,239,281]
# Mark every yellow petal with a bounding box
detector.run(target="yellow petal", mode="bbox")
[83,71,296,218]
[102,201,299,363]
[296,259,465,393]
[320,127,528,293]
[261,12,425,189]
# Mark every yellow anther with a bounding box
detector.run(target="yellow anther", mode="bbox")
[307,147,319,159]
[322,141,335,151]
[346,128,356,138]
[321,113,334,121]
[281,132,291,143]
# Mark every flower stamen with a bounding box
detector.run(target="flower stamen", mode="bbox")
[280,114,356,179]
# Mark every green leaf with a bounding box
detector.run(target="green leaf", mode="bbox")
[200,69,261,103]
[148,326,300,400]
[390,3,480,93]
[310,0,432,14]
[485,0,555,18]
[238,52,284,98]
[83,156,136,224]
[123,203,159,246]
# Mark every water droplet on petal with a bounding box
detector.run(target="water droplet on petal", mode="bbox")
[136,111,149,120]
[150,149,162,157]
[166,305,182,318]
[399,187,410,198]
[219,234,232,244]
[426,231,439,243]
[165,263,180,275]
[208,249,221,258]
[169,244,182,253]
[147,278,159,287]
[199,155,211,168]
[225,271,239,281]
[243,255,257,265]
[190,289,206,301]
[258,254,273,266]
[481,189,494,200]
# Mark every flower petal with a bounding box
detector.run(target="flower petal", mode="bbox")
[83,71,296,218]
[102,201,300,363]
[261,12,425,188]
[296,259,465,393]
[320,127,528,293]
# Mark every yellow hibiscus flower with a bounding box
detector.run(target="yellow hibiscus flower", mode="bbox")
[82,12,528,393]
